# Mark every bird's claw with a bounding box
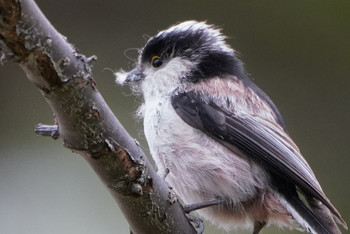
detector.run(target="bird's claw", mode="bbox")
[158,168,170,180]
[186,214,204,234]
[158,168,172,189]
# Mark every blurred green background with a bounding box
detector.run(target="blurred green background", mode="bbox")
[0,1,349,233]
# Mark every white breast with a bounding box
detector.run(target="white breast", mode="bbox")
[143,95,269,201]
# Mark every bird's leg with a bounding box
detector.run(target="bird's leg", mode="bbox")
[252,221,266,234]
[183,199,222,213]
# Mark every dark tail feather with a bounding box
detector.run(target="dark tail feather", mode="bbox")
[306,196,347,234]
[289,196,341,234]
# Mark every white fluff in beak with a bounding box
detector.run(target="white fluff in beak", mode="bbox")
[114,69,128,85]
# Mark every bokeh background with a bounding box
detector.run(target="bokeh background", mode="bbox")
[0,1,349,233]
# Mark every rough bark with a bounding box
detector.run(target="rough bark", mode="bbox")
[0,0,197,233]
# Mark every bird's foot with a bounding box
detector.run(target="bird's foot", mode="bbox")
[157,168,172,189]
[183,199,221,233]
[186,214,204,234]
[157,168,170,180]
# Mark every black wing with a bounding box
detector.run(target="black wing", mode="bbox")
[171,90,344,225]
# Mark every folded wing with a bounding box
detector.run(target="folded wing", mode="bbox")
[171,89,346,232]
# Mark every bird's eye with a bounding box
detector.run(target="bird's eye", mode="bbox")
[151,55,163,68]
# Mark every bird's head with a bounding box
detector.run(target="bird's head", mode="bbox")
[116,21,245,98]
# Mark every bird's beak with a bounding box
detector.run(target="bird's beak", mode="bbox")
[125,68,144,82]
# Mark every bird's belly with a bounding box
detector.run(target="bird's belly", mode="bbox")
[144,98,278,230]
[144,99,296,230]
[143,99,272,229]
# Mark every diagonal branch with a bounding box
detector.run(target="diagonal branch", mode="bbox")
[0,0,197,233]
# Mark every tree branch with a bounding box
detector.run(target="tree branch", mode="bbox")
[0,0,197,233]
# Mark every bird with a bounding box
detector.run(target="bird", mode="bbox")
[116,21,347,234]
